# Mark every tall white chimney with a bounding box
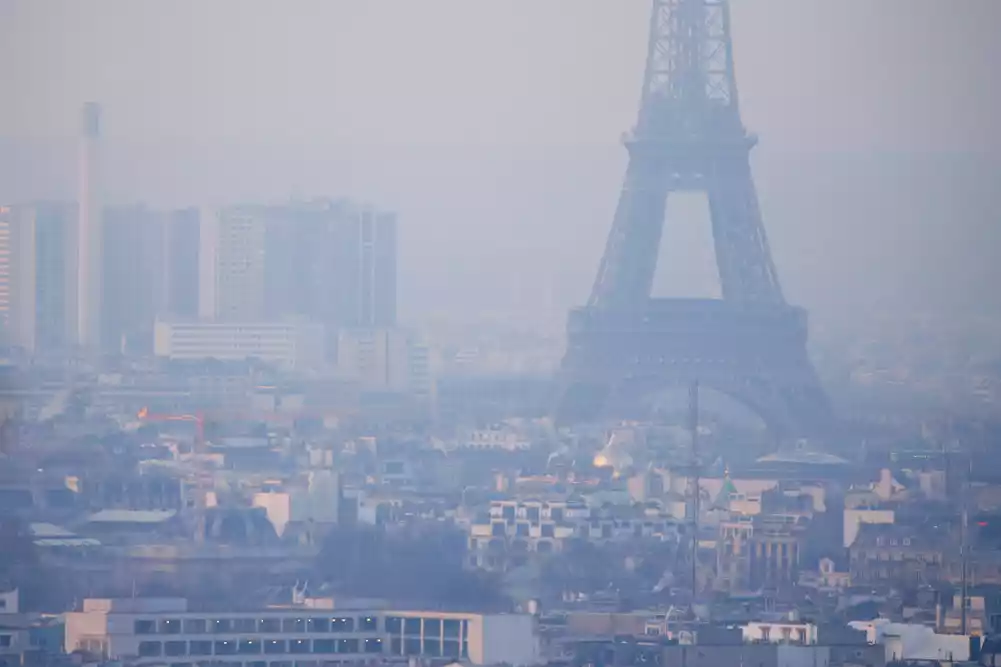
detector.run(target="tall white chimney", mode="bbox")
[76,102,102,350]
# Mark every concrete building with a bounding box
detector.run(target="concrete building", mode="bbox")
[468,499,588,569]
[199,207,266,322]
[64,597,539,666]
[329,205,396,329]
[202,199,396,333]
[252,470,342,540]
[163,208,202,320]
[336,327,420,393]
[844,507,895,548]
[848,619,975,663]
[153,320,324,371]
[0,203,78,355]
[261,200,397,359]
[101,206,203,353]
[100,205,165,353]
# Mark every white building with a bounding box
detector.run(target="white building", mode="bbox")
[64,597,540,666]
[198,207,266,322]
[457,427,532,452]
[336,327,431,395]
[153,320,324,371]
[843,507,895,547]
[741,621,819,645]
[0,203,79,354]
[848,619,974,663]
[252,470,341,538]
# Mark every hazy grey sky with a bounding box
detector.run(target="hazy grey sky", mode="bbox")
[1,1,999,333]
[2,0,998,150]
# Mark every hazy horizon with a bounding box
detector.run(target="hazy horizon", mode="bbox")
[2,0,999,337]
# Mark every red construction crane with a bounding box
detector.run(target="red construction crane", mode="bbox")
[137,407,210,543]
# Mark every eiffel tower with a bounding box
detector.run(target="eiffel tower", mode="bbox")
[556,0,831,438]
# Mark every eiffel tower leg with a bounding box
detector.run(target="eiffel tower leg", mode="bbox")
[708,155,783,303]
[588,153,671,309]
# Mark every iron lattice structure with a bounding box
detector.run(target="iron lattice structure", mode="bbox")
[557,0,831,438]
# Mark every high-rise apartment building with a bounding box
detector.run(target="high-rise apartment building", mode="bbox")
[198,207,267,322]
[101,205,163,352]
[0,203,78,355]
[163,208,201,319]
[330,204,397,328]
[100,205,202,353]
[262,199,397,328]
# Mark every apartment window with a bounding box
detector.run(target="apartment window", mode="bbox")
[384,617,402,634]
[551,507,564,522]
[403,618,421,635]
[214,640,237,655]
[424,638,442,656]
[359,616,377,632]
[307,618,330,633]
[289,640,310,655]
[442,640,460,658]
[336,639,358,654]
[490,523,505,537]
[233,618,257,633]
[312,639,335,654]
[184,619,207,634]
[330,617,354,633]
[526,507,540,522]
[515,523,529,537]
[268,662,292,667]
[212,619,233,634]
[189,641,212,656]
[259,618,281,633]
[239,640,262,655]
[134,620,157,635]
[541,524,555,538]
[364,639,382,654]
[164,641,187,657]
[284,618,307,633]
[0,636,10,649]
[160,619,182,635]
[403,638,421,655]
[264,641,286,655]
[247,662,267,667]
[423,618,441,636]
[502,506,515,522]
[443,619,461,638]
[138,642,162,657]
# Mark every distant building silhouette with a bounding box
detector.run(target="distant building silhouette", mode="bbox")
[0,202,78,355]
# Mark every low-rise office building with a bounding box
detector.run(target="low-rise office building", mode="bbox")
[153,320,324,371]
[65,598,539,666]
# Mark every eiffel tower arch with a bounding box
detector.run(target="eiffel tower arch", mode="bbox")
[556,0,831,438]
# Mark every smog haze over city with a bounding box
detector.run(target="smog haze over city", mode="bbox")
[0,3,1000,667]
